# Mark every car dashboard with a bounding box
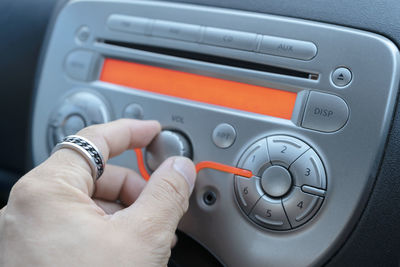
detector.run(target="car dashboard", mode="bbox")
[1,0,400,266]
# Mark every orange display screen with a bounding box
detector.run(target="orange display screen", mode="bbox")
[100,58,297,119]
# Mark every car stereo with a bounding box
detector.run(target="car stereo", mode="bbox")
[31,0,400,266]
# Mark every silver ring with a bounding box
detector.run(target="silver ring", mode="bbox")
[52,135,105,182]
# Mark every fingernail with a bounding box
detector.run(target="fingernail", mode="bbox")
[173,157,196,193]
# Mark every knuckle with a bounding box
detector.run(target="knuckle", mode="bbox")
[9,178,43,205]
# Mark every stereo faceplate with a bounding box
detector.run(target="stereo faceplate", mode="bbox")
[32,1,400,266]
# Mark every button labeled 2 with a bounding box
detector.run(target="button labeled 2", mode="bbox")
[267,135,309,167]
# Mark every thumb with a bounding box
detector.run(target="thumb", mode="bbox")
[118,156,196,234]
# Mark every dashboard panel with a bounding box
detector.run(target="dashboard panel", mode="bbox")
[1,0,400,266]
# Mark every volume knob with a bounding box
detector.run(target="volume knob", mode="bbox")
[145,130,192,171]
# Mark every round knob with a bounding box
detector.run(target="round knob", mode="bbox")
[261,166,292,198]
[145,130,192,171]
[48,91,110,149]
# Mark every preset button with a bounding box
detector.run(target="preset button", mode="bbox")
[249,195,291,230]
[235,176,264,215]
[267,135,309,167]
[237,138,270,176]
[282,187,323,228]
[290,149,326,189]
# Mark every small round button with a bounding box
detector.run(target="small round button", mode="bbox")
[145,130,192,171]
[76,26,91,43]
[62,115,86,136]
[261,166,292,198]
[123,103,144,120]
[331,67,352,87]
[212,123,236,148]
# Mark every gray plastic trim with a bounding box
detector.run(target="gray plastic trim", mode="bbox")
[31,1,400,266]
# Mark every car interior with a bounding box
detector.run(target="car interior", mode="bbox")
[1,0,400,266]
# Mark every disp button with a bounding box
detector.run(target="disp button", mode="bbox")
[302,91,349,132]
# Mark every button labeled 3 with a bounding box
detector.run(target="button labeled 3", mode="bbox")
[267,135,309,167]
[290,149,326,189]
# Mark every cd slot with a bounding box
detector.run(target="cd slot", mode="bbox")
[100,40,318,80]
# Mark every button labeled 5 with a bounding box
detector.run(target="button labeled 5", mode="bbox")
[249,195,291,230]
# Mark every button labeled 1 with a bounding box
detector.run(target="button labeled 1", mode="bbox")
[237,138,270,176]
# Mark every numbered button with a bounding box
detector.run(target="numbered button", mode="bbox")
[282,187,323,228]
[235,176,264,215]
[249,195,291,230]
[290,149,326,189]
[237,138,270,176]
[267,136,309,167]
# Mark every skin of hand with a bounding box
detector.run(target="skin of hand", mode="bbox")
[0,119,197,267]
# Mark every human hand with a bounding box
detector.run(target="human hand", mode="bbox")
[0,119,196,267]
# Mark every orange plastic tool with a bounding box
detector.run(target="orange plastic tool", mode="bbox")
[134,149,252,180]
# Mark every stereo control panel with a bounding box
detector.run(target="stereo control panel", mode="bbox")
[31,0,400,266]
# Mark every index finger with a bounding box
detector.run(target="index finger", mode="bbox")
[33,119,161,195]
[78,119,161,162]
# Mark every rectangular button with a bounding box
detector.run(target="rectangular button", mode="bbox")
[259,35,317,60]
[152,20,201,42]
[65,50,95,81]
[107,15,151,35]
[202,27,257,51]
[302,91,349,132]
